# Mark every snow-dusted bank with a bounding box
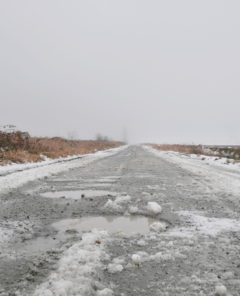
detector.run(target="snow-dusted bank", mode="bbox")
[143,145,240,196]
[143,145,240,172]
[0,146,127,194]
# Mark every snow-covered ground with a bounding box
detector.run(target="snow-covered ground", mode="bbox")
[0,154,81,176]
[167,211,240,238]
[0,146,127,194]
[143,145,240,196]
[143,145,240,172]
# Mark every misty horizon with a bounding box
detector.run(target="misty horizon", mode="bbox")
[1,1,239,145]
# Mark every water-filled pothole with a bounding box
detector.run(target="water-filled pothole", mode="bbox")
[16,236,59,254]
[41,190,117,200]
[15,216,167,255]
[52,216,164,235]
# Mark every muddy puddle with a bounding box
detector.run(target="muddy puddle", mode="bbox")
[15,236,59,255]
[52,216,160,235]
[14,230,81,255]
[41,190,117,200]
[14,216,161,256]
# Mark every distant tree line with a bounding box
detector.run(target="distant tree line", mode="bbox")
[95,133,112,142]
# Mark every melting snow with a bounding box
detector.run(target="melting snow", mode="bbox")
[169,211,240,237]
[147,201,162,215]
[149,221,167,232]
[144,145,240,196]
[33,230,110,296]
[104,195,131,210]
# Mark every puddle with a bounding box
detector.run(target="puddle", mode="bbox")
[15,229,82,255]
[41,190,117,200]
[15,236,59,254]
[52,216,160,235]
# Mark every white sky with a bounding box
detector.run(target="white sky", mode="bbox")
[0,1,240,144]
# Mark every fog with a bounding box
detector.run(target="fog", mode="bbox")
[1,1,240,144]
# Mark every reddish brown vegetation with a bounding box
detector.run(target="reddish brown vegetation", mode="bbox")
[0,131,123,165]
[151,144,204,155]
[28,137,122,158]
[148,144,240,160]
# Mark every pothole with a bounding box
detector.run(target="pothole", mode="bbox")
[15,236,60,255]
[52,216,166,236]
[14,216,168,255]
[40,190,117,200]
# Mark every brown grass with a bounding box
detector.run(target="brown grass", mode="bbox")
[0,132,124,165]
[3,150,43,164]
[149,144,204,155]
[147,144,240,160]
[28,137,122,158]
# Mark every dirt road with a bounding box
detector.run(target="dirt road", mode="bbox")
[0,146,240,295]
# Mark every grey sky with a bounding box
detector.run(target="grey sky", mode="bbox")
[1,1,239,144]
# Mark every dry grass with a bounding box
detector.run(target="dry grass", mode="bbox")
[0,132,123,165]
[28,137,122,158]
[205,146,240,160]
[150,144,204,155]
[3,150,43,164]
[148,144,240,160]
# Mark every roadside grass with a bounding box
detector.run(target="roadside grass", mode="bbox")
[151,144,203,155]
[147,144,240,162]
[0,132,123,166]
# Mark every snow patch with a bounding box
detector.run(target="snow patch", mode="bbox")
[131,254,141,266]
[104,195,131,211]
[168,211,240,238]
[137,239,146,246]
[33,230,111,296]
[147,202,162,215]
[144,145,240,196]
[107,263,123,273]
[150,221,167,232]
[96,288,114,296]
[215,285,227,296]
[128,206,138,214]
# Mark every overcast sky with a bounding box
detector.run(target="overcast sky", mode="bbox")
[0,1,240,144]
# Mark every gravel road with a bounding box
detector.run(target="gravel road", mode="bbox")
[0,145,240,296]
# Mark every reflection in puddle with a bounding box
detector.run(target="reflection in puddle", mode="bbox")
[52,216,159,235]
[41,190,117,200]
[15,236,59,254]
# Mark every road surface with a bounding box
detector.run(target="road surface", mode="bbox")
[0,145,240,295]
